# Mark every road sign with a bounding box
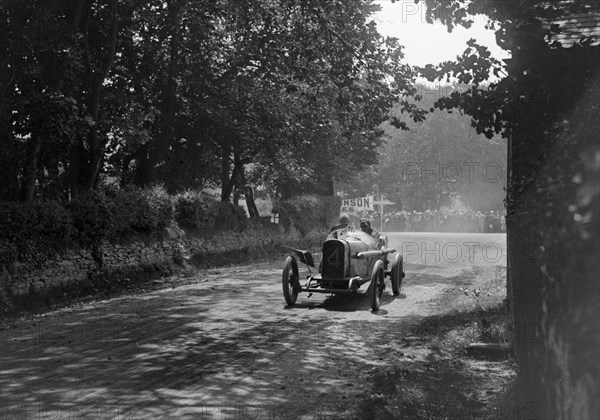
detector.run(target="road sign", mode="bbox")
[340,195,374,215]
[374,199,394,206]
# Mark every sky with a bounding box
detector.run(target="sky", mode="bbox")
[372,0,509,67]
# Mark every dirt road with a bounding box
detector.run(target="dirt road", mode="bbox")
[0,233,512,419]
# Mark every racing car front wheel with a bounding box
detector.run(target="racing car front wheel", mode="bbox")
[391,253,404,296]
[370,260,385,311]
[282,256,300,306]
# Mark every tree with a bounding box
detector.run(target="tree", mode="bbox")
[338,86,506,211]
[0,0,138,201]
[1,0,425,204]
[0,1,85,201]
[407,0,599,417]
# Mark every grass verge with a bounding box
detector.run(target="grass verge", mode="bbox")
[353,267,517,420]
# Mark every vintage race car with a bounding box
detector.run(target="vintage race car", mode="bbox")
[282,226,405,311]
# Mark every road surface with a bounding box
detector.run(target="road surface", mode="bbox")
[0,233,508,419]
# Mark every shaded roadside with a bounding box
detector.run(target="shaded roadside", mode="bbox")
[1,234,512,419]
[349,267,518,420]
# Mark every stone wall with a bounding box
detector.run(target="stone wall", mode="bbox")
[1,222,325,313]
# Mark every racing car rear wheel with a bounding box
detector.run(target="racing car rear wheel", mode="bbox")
[391,253,404,296]
[370,260,385,311]
[282,256,300,306]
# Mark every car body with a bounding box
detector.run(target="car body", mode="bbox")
[282,226,405,311]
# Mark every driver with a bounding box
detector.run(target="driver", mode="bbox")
[359,219,373,235]
[360,219,384,248]
[329,213,352,237]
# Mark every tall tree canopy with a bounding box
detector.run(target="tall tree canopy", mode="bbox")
[338,85,507,211]
[0,0,425,203]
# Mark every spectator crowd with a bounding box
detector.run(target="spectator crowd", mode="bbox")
[374,209,506,233]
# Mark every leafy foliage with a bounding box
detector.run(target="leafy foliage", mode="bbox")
[174,191,247,234]
[103,186,163,232]
[0,0,426,203]
[339,88,507,211]
[140,185,175,229]
[68,191,118,247]
[0,202,75,267]
[407,0,599,417]
[273,195,341,236]
[0,187,257,268]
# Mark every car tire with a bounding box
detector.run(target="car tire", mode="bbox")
[282,256,299,306]
[370,259,385,311]
[391,253,404,296]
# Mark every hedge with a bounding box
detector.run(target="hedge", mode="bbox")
[273,194,341,236]
[0,190,338,270]
[174,190,248,234]
[0,187,244,269]
[0,201,74,267]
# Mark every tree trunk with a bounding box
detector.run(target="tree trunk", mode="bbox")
[220,150,246,203]
[0,4,25,201]
[82,0,119,190]
[148,0,182,183]
[244,186,260,218]
[19,133,43,202]
[0,114,19,201]
[119,154,135,188]
[133,145,152,187]
[68,137,86,199]
[220,145,231,201]
[221,160,244,203]
[85,77,104,189]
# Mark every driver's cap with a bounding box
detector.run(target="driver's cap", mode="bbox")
[338,213,350,225]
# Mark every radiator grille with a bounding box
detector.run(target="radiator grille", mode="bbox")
[322,240,346,278]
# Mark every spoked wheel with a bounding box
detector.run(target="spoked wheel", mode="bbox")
[370,260,385,311]
[391,253,404,296]
[282,256,300,306]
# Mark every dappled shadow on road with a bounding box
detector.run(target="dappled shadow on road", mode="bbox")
[0,258,511,419]
[1,288,312,418]
[354,357,490,419]
[352,305,515,420]
[289,288,398,312]
[2,308,512,419]
[2,268,395,419]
